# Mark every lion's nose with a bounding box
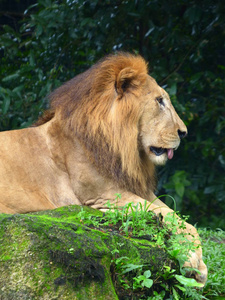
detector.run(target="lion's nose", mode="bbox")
[178,129,187,139]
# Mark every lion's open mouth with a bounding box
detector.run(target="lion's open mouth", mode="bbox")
[150,146,174,159]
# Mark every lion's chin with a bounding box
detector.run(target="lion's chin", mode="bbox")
[148,146,175,166]
[149,152,168,166]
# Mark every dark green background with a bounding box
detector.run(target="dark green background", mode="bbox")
[0,0,224,229]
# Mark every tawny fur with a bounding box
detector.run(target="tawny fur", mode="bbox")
[0,53,207,285]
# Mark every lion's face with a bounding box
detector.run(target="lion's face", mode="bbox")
[43,53,187,174]
[139,76,187,166]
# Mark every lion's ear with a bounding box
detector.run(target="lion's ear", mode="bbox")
[115,67,146,97]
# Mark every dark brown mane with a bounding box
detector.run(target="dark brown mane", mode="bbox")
[33,110,55,126]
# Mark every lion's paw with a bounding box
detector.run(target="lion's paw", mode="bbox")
[183,251,207,286]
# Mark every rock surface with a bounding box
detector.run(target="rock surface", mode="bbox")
[0,205,173,299]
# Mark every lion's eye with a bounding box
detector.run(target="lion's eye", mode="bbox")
[156,97,165,106]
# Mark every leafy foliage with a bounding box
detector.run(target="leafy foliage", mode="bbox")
[78,200,204,299]
[0,0,224,228]
[200,228,225,298]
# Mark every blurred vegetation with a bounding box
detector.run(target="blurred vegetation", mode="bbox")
[0,0,224,229]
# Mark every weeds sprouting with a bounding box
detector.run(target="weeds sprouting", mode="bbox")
[77,194,208,299]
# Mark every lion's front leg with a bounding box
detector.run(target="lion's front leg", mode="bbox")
[179,222,208,285]
[144,196,208,286]
[96,190,207,286]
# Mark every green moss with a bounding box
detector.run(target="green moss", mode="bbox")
[0,206,119,299]
[0,205,176,299]
[1,255,11,261]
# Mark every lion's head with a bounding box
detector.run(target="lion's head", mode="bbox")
[36,53,187,198]
[139,76,187,166]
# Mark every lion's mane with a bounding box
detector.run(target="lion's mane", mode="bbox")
[35,53,156,199]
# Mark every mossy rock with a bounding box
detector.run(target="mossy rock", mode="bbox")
[0,205,173,300]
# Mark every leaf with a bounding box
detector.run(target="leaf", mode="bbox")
[143,270,151,278]
[12,85,24,98]
[142,278,153,288]
[29,50,35,67]
[36,24,43,36]
[190,72,203,84]
[122,264,143,274]
[175,275,204,287]
[175,284,186,292]
[115,256,129,265]
[172,287,179,300]
[2,96,11,114]
[175,183,185,198]
[170,83,177,96]
[115,193,122,199]
[145,27,154,38]
[2,73,19,82]
[204,186,217,194]
[168,247,181,258]
[184,6,202,25]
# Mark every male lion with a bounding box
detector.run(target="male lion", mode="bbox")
[0,53,207,284]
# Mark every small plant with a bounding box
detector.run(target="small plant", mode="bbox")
[68,247,75,254]
[133,270,153,289]
[199,228,225,299]
[144,290,166,299]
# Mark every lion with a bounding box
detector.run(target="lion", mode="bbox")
[0,53,207,284]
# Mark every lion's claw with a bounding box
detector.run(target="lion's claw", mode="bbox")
[183,251,208,286]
